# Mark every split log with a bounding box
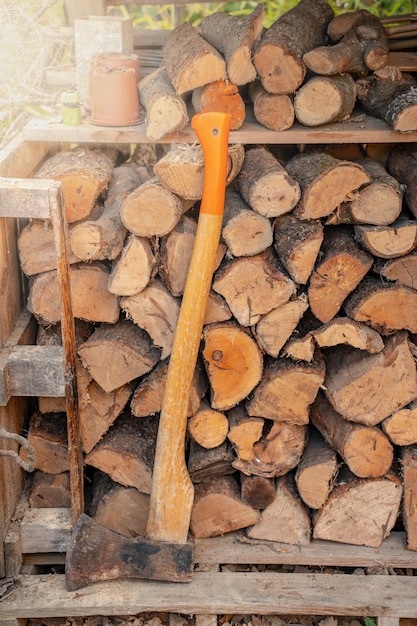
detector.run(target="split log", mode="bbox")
[69,166,141,261]
[354,218,417,259]
[253,293,309,358]
[27,263,120,325]
[249,81,294,132]
[89,471,150,538]
[201,4,263,86]
[253,0,334,94]
[311,390,394,479]
[374,250,417,289]
[381,399,417,446]
[25,412,68,474]
[221,187,273,258]
[323,331,417,426]
[285,152,370,220]
[273,214,323,285]
[138,66,188,141]
[294,73,357,127]
[85,413,158,494]
[282,334,316,363]
[191,80,246,130]
[202,321,264,411]
[356,67,417,132]
[77,318,161,393]
[212,250,296,327]
[204,292,233,326]
[311,317,384,353]
[120,177,192,237]
[18,220,80,276]
[187,401,229,450]
[246,355,325,425]
[237,146,301,218]
[247,473,311,545]
[130,358,207,419]
[313,466,403,548]
[190,475,261,539]
[388,144,417,217]
[154,143,245,201]
[303,10,389,75]
[107,234,157,296]
[28,471,71,508]
[232,420,307,479]
[295,429,339,510]
[344,277,417,334]
[227,404,264,462]
[307,226,373,323]
[162,22,226,94]
[240,474,276,510]
[35,148,113,223]
[188,440,235,483]
[400,445,417,551]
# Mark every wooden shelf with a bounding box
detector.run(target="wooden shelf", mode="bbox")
[22,111,417,145]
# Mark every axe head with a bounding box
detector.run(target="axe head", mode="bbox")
[65,514,195,591]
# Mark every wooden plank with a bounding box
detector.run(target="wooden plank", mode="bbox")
[22,113,417,145]
[20,509,71,554]
[1,572,417,618]
[0,178,62,220]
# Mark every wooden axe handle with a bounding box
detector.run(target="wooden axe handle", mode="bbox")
[146,112,231,544]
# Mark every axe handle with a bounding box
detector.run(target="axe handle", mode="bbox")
[147,112,231,544]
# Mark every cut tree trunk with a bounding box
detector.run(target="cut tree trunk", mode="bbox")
[294,73,357,127]
[307,226,373,323]
[69,165,141,261]
[190,475,261,539]
[201,4,263,86]
[323,331,417,426]
[310,390,394,478]
[18,220,80,276]
[295,429,339,510]
[202,321,264,410]
[188,440,235,483]
[107,234,157,296]
[311,317,384,353]
[253,0,334,94]
[282,333,316,363]
[313,466,403,548]
[85,413,158,494]
[162,22,226,94]
[204,291,233,326]
[240,474,276,510]
[381,399,417,446]
[246,355,325,425]
[388,144,417,218]
[249,81,295,132]
[27,263,120,325]
[237,146,301,218]
[374,250,417,289]
[285,152,370,220]
[227,404,264,462]
[28,471,71,508]
[273,213,324,285]
[246,473,311,545]
[354,217,417,259]
[35,148,113,223]
[138,66,188,141]
[187,400,229,449]
[400,445,417,551]
[77,318,161,393]
[24,412,68,474]
[212,249,296,327]
[191,80,246,130]
[159,215,197,297]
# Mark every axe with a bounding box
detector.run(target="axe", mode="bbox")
[65,111,232,591]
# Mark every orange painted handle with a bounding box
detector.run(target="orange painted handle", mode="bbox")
[192,112,231,216]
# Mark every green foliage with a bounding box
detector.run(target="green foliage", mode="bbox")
[363,617,377,626]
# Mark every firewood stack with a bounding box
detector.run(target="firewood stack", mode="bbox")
[19,0,417,553]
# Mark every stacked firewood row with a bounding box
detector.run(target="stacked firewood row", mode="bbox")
[18,123,417,551]
[136,0,417,140]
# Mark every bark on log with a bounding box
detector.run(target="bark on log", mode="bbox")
[77,318,161,393]
[354,218,417,259]
[191,80,246,130]
[294,73,357,127]
[295,429,339,510]
[202,321,264,411]
[307,225,373,323]
[246,473,311,545]
[138,66,188,141]
[388,144,417,218]
[237,146,301,218]
[311,317,384,353]
[108,234,157,296]
[311,390,394,479]
[273,214,323,285]
[28,471,71,508]
[253,0,334,94]
[190,475,261,539]
[163,22,226,94]
[187,401,229,449]
[313,466,403,548]
[201,4,263,86]
[323,332,417,426]
[249,81,295,132]
[35,148,113,223]
[240,474,276,510]
[400,445,417,551]
[188,440,235,483]
[18,220,80,276]
[382,399,417,446]
[285,152,370,220]
[212,249,296,327]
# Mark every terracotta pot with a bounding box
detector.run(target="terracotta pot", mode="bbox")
[90,66,140,126]
[87,53,140,111]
